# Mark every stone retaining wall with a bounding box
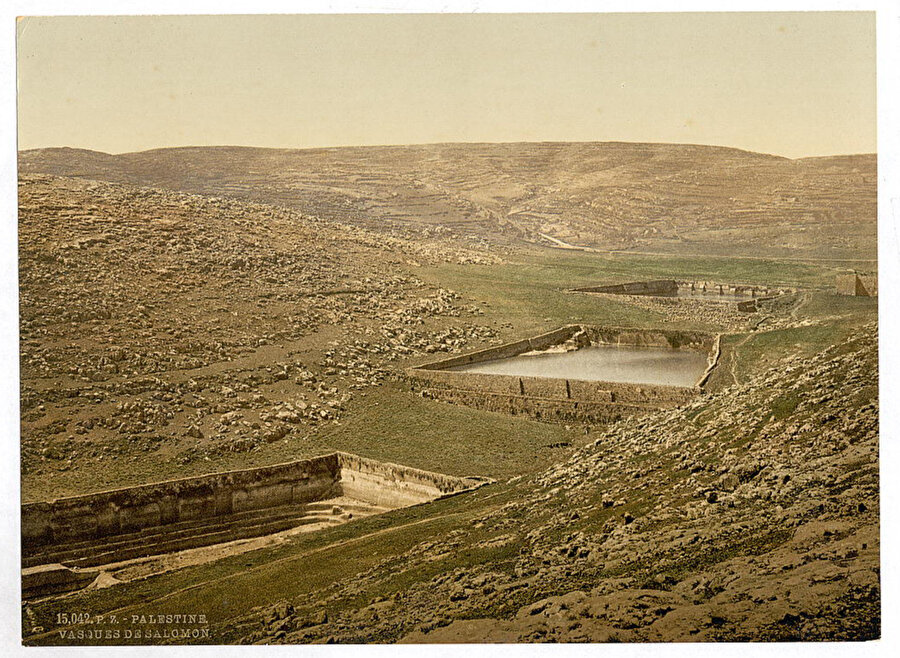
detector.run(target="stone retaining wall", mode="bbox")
[675,281,784,298]
[836,273,878,297]
[410,369,697,405]
[580,326,714,351]
[420,388,676,424]
[571,280,678,296]
[22,453,486,551]
[415,325,580,371]
[407,325,717,423]
[571,280,792,309]
[337,453,489,508]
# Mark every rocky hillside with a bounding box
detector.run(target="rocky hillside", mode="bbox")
[18,173,502,499]
[19,142,876,260]
[243,324,879,643]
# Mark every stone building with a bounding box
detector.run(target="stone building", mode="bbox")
[835,272,878,297]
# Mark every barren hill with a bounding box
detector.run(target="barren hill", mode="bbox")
[18,142,876,260]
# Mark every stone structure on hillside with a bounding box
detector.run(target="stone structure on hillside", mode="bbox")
[570,279,792,313]
[408,325,720,423]
[835,272,878,297]
[22,453,489,597]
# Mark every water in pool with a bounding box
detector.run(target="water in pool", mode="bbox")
[450,344,708,387]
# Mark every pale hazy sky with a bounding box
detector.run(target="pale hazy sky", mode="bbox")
[16,12,875,158]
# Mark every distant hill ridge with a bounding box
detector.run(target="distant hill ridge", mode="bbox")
[19,142,876,260]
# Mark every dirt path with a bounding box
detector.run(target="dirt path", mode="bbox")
[728,335,752,386]
[726,290,855,387]
[538,234,875,264]
[790,291,812,321]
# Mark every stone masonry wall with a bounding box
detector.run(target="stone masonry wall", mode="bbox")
[416,325,580,371]
[571,280,678,296]
[22,453,487,552]
[836,273,878,297]
[22,455,342,550]
[420,388,677,424]
[407,325,715,422]
[336,453,489,508]
[409,370,697,405]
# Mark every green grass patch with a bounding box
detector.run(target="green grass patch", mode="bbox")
[771,391,804,421]
[311,382,582,479]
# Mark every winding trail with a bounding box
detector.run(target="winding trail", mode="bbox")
[790,291,812,321]
[728,334,753,386]
[537,234,875,264]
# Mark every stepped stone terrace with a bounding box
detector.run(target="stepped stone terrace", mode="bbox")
[22,452,489,598]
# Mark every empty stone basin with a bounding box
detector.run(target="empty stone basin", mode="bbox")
[21,452,491,596]
[676,288,763,302]
[570,280,788,304]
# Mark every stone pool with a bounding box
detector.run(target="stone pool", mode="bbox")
[449,344,708,388]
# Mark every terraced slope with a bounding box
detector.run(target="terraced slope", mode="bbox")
[17,144,878,645]
[19,142,876,259]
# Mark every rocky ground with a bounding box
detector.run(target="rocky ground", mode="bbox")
[243,324,878,643]
[18,174,504,499]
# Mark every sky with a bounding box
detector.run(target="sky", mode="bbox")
[16,12,876,158]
